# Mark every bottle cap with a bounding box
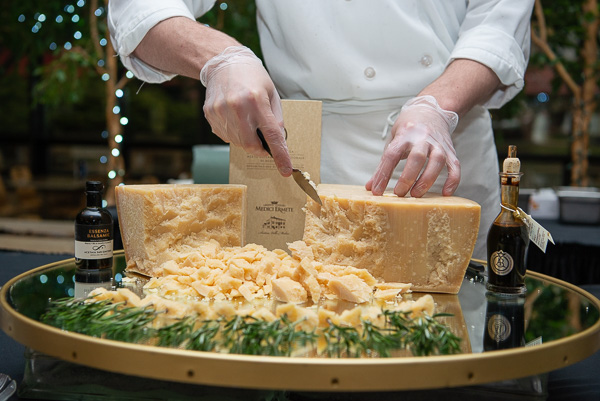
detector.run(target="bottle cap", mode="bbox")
[86,181,103,193]
[503,145,521,174]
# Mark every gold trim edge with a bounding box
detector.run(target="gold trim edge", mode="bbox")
[1,254,599,392]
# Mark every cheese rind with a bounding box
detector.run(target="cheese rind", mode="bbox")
[115,184,247,277]
[303,184,480,294]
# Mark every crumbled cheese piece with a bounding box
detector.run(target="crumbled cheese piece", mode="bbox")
[373,288,403,301]
[326,275,372,304]
[272,277,308,304]
[395,294,435,317]
[250,307,277,322]
[275,303,318,332]
[288,240,315,261]
[374,282,412,292]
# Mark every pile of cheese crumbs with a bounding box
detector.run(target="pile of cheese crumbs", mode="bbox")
[138,239,412,304]
[89,287,435,333]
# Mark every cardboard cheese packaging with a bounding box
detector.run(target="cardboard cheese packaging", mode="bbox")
[229,99,322,251]
[303,184,481,294]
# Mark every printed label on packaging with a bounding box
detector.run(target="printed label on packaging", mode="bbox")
[229,100,322,251]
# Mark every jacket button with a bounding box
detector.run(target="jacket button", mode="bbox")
[364,66,376,80]
[420,54,433,67]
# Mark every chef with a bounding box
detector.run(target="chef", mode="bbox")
[108,0,534,260]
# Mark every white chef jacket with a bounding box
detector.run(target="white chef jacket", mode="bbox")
[108,0,534,260]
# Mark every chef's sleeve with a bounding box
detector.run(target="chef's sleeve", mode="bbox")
[107,0,217,83]
[450,0,534,109]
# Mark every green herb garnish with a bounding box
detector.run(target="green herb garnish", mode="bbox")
[40,297,461,357]
[40,298,156,343]
[221,315,318,356]
[321,311,462,358]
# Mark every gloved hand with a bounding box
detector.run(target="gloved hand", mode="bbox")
[366,95,460,197]
[200,46,292,176]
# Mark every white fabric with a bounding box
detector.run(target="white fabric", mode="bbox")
[108,0,216,83]
[108,0,533,259]
[109,0,532,107]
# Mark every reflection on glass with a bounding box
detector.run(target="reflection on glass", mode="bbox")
[525,279,600,344]
[73,268,113,299]
[5,254,600,356]
[484,292,525,351]
[480,289,548,397]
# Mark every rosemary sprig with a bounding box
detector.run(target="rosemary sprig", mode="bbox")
[408,313,462,356]
[359,320,399,358]
[40,297,461,357]
[322,321,363,358]
[40,298,156,343]
[382,310,462,356]
[186,319,221,352]
[319,310,462,358]
[156,316,196,348]
[222,315,318,356]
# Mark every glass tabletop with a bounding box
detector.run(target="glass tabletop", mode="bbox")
[1,251,599,391]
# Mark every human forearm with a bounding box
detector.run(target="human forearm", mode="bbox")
[132,16,240,80]
[132,16,292,176]
[418,59,502,118]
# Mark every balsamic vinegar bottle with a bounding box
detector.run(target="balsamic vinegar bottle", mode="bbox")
[74,181,114,298]
[486,145,529,294]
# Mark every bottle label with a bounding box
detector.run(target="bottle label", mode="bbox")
[75,223,113,259]
[75,239,113,259]
[490,250,514,276]
[74,280,112,299]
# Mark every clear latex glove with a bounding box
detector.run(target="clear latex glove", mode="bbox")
[366,95,460,197]
[200,46,292,176]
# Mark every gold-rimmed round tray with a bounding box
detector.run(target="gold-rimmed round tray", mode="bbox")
[1,251,599,392]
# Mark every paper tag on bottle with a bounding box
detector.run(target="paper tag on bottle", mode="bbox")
[515,208,555,253]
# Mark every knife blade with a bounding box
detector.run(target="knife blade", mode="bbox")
[256,129,322,206]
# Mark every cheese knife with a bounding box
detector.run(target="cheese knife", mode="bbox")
[256,129,322,206]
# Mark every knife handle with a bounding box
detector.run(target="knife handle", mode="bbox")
[256,129,272,157]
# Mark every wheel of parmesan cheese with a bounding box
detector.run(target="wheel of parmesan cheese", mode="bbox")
[303,184,481,294]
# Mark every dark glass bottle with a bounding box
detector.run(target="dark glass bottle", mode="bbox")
[486,145,529,295]
[483,291,525,351]
[74,181,114,298]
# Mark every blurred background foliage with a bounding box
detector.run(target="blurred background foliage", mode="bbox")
[0,0,258,144]
[0,0,599,192]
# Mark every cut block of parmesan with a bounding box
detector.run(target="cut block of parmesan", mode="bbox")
[303,184,480,294]
[115,184,247,277]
